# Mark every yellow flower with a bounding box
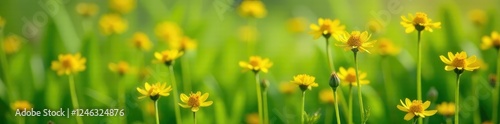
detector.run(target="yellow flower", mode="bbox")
[131,32,152,51]
[75,2,98,17]
[99,14,127,35]
[436,102,455,117]
[335,31,375,53]
[109,0,135,14]
[287,17,306,33]
[319,89,334,104]
[239,56,273,73]
[238,0,267,19]
[239,25,258,43]
[245,113,259,124]
[481,31,500,50]
[179,91,213,112]
[279,82,297,95]
[401,12,441,33]
[11,101,32,110]
[377,38,400,56]
[439,51,480,71]
[368,20,383,33]
[169,36,197,52]
[155,21,182,42]
[0,16,5,29]
[154,50,183,66]
[469,9,487,27]
[290,74,318,91]
[3,34,22,55]
[136,82,172,100]
[397,98,437,121]
[108,61,130,76]
[337,67,369,86]
[309,18,345,39]
[51,53,86,75]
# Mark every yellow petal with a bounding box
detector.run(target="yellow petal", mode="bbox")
[201,101,213,107]
[466,56,477,64]
[439,55,451,64]
[154,52,162,60]
[405,26,415,33]
[445,66,455,71]
[191,107,199,112]
[178,103,191,108]
[397,105,408,112]
[422,101,431,110]
[422,110,437,116]
[448,52,454,60]
[404,113,415,121]
[200,93,209,102]
[180,93,189,103]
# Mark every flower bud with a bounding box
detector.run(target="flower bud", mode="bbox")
[329,72,341,90]
[427,87,438,102]
[489,74,497,88]
[261,79,270,91]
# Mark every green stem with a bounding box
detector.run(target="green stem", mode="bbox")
[255,73,264,124]
[334,90,341,124]
[301,91,306,124]
[493,49,500,124]
[382,57,396,123]
[325,37,335,71]
[413,118,418,124]
[454,73,462,124]
[118,77,125,123]
[471,74,481,124]
[263,90,269,124]
[181,56,192,93]
[348,86,353,124]
[325,105,333,124]
[417,31,423,124]
[353,51,365,123]
[155,100,160,124]
[193,112,196,124]
[69,75,83,124]
[0,32,15,101]
[169,66,182,124]
[446,117,452,124]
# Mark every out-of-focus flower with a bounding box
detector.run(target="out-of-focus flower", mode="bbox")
[290,74,318,91]
[437,102,455,117]
[337,67,369,86]
[109,0,136,14]
[179,91,213,112]
[245,113,259,124]
[76,3,98,17]
[137,82,172,101]
[11,101,32,111]
[155,21,182,42]
[469,9,487,27]
[154,50,183,66]
[279,82,296,95]
[239,56,273,73]
[131,32,152,51]
[319,89,334,104]
[377,38,400,56]
[287,17,306,33]
[99,14,127,35]
[401,12,441,33]
[397,98,437,121]
[170,36,197,52]
[0,16,5,29]
[439,51,479,72]
[51,53,86,75]
[3,34,21,55]
[239,25,257,42]
[109,61,130,76]
[368,20,383,33]
[309,18,345,39]
[238,0,266,19]
[481,31,500,50]
[335,31,375,53]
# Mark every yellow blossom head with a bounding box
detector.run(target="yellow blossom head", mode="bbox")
[481,31,500,50]
[239,56,273,74]
[287,17,306,33]
[377,38,400,56]
[319,89,334,104]
[11,101,32,111]
[179,91,213,112]
[310,18,345,39]
[109,0,136,14]
[3,34,22,55]
[0,16,5,29]
[367,20,383,33]
[99,14,127,35]
[439,51,480,73]
[109,61,130,76]
[155,21,182,42]
[76,3,98,17]
[469,9,487,27]
[337,67,369,86]
[436,102,455,117]
[397,98,437,121]
[131,32,152,51]
[401,12,441,33]
[136,82,172,101]
[169,36,197,52]
[238,0,267,19]
[154,50,183,66]
[239,25,258,43]
[335,31,375,53]
[51,53,86,75]
[290,74,318,91]
[279,82,296,95]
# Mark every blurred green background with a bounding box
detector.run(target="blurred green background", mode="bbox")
[0,0,499,123]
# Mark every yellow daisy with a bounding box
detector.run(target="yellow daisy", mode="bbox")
[397,98,437,121]
[437,102,455,117]
[109,0,135,14]
[2,34,21,55]
[377,38,400,56]
[75,2,98,17]
[99,13,127,35]
[439,51,480,71]
[469,9,487,27]
[290,74,318,91]
[51,53,86,75]
[287,17,306,33]
[131,32,152,51]
[238,0,267,19]
[481,31,500,50]
[155,21,182,42]
[337,67,369,86]
[11,101,32,111]
[108,61,130,76]
[154,50,183,66]
[179,91,213,112]
[169,36,197,52]
[136,82,172,101]
[335,31,375,53]
[319,89,334,104]
[239,56,273,73]
[401,12,441,33]
[309,18,345,39]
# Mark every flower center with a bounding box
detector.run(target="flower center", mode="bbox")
[413,13,428,25]
[451,57,466,68]
[345,73,357,83]
[320,24,331,35]
[409,103,423,113]
[61,58,73,68]
[249,60,260,67]
[493,39,500,47]
[347,35,362,47]
[188,95,200,107]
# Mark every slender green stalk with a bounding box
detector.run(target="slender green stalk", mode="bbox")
[413,118,418,124]
[169,66,183,124]
[493,49,500,124]
[325,37,335,71]
[382,57,396,123]
[454,73,462,124]
[193,112,197,124]
[181,56,192,93]
[118,77,126,123]
[348,86,353,124]
[263,90,269,124]
[334,90,341,124]
[155,100,160,124]
[471,74,481,124]
[254,73,264,124]
[353,50,365,123]
[417,31,423,124]
[301,91,306,124]
[0,32,15,102]
[69,75,83,124]
[325,105,332,124]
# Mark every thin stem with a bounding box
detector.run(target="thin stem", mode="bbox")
[69,75,83,124]
[325,105,333,124]
[0,32,15,102]
[325,37,335,71]
[417,31,423,124]
[181,56,192,93]
[169,66,183,124]
[493,49,500,124]
[348,86,353,124]
[413,118,418,124]
[301,91,306,124]
[471,74,481,124]
[353,51,365,123]
[455,73,462,124]
[155,100,160,124]
[193,112,197,124]
[263,90,269,124]
[382,57,396,123]
[334,90,341,124]
[254,73,264,124]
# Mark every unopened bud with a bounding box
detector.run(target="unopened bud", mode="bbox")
[329,72,341,90]
[261,79,270,91]
[489,74,497,88]
[427,87,438,102]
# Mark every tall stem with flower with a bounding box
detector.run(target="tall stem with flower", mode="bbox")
[153,50,184,124]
